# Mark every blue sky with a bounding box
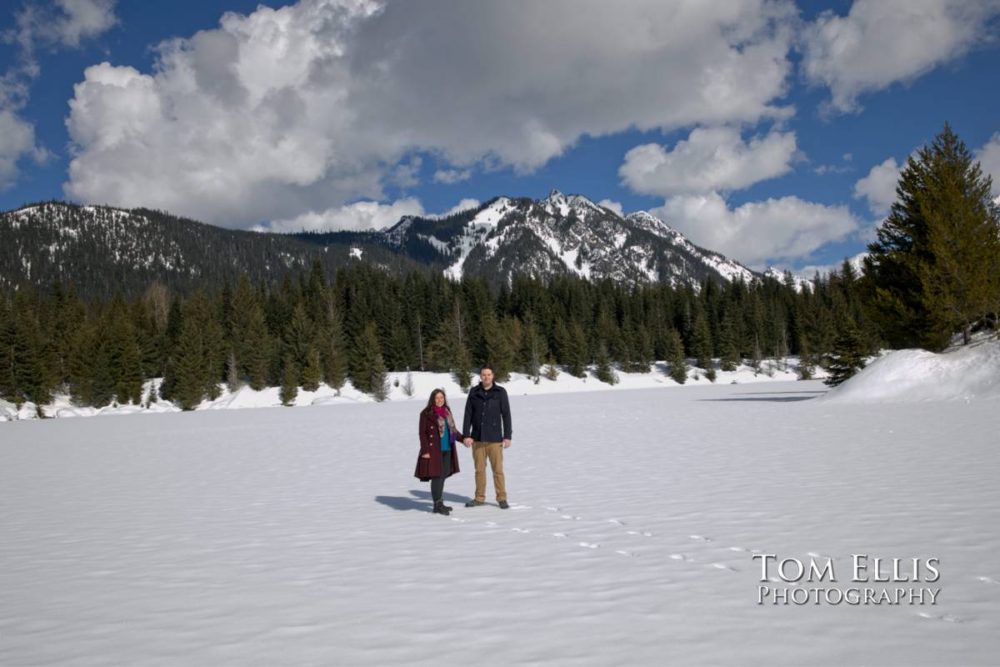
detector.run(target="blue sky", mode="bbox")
[2,0,999,273]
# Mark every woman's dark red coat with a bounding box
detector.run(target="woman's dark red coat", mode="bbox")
[414,406,462,482]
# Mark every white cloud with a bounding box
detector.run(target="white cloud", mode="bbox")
[440,198,480,217]
[651,192,861,269]
[0,0,117,189]
[598,199,624,217]
[793,251,869,280]
[801,0,1000,113]
[433,169,472,185]
[853,157,901,215]
[976,132,1000,197]
[265,198,425,233]
[63,0,799,228]
[7,0,118,52]
[0,109,46,189]
[620,127,797,196]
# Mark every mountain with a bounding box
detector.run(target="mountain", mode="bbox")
[1,193,759,298]
[0,202,426,298]
[363,190,756,287]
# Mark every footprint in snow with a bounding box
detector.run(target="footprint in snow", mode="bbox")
[689,535,712,542]
[918,612,963,623]
[450,517,466,523]
[552,532,567,538]
[669,553,693,562]
[728,546,748,552]
[615,550,635,557]
[546,507,561,512]
[608,519,625,526]
[578,542,600,549]
[511,527,531,534]
[484,521,498,527]
[561,515,582,521]
[977,576,1000,585]
[710,562,738,572]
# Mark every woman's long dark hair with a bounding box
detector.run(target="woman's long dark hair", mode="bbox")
[425,388,450,412]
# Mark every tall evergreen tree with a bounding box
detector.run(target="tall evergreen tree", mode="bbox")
[301,345,322,391]
[863,123,1000,349]
[280,355,299,406]
[667,329,687,385]
[594,342,617,385]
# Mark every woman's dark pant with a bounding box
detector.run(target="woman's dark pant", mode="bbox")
[431,453,453,502]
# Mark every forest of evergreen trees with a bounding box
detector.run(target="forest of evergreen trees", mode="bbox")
[2,125,996,412]
[0,261,878,411]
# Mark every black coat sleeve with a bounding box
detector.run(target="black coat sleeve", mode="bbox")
[501,389,512,440]
[463,395,473,440]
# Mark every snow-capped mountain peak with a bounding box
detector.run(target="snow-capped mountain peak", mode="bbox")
[379,192,760,288]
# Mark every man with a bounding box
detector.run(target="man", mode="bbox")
[462,365,512,509]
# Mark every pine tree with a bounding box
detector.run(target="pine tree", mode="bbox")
[481,310,513,382]
[594,342,617,385]
[322,335,348,392]
[690,308,714,374]
[824,320,869,387]
[566,322,589,378]
[280,356,299,406]
[352,321,389,398]
[543,355,560,381]
[718,311,740,372]
[667,329,687,384]
[230,274,270,390]
[0,298,17,402]
[863,123,1000,350]
[301,345,322,391]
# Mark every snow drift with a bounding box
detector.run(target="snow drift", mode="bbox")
[823,340,1000,403]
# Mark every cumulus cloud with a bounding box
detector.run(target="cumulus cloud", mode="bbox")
[976,132,1000,197]
[620,126,797,196]
[0,0,117,189]
[260,195,480,232]
[598,199,624,217]
[651,192,861,269]
[433,169,472,185]
[853,157,901,215]
[64,0,798,228]
[801,0,1000,113]
[794,251,869,280]
[264,198,425,233]
[0,109,46,189]
[9,0,118,51]
[439,198,480,217]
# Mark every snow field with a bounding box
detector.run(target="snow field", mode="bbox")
[2,376,999,665]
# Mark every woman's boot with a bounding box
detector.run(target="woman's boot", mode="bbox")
[433,500,451,515]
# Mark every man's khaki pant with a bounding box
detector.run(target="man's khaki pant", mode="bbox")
[472,441,506,503]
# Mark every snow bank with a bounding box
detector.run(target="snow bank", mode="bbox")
[0,360,814,421]
[823,340,1000,403]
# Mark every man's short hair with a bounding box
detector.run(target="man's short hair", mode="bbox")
[480,364,494,374]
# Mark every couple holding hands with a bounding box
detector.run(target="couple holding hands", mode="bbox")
[414,366,513,515]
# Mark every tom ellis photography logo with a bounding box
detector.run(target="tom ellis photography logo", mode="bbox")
[754,554,941,606]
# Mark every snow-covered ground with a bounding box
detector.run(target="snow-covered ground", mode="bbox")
[2,346,999,665]
[0,359,808,421]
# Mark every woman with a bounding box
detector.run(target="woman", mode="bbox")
[415,388,463,515]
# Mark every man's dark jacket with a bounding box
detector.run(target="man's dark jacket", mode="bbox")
[463,382,512,442]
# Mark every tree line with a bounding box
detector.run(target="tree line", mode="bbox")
[1,125,996,411]
[0,261,877,410]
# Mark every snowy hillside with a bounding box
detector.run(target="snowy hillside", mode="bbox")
[382,191,758,288]
[2,379,998,665]
[823,340,1000,403]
